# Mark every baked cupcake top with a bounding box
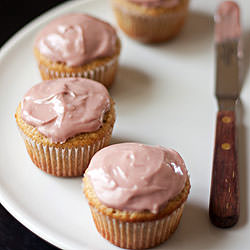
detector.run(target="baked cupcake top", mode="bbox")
[34,13,118,67]
[21,78,110,143]
[127,0,180,8]
[85,143,188,213]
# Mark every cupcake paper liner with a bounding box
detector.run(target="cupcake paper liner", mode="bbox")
[90,204,184,249]
[112,2,188,43]
[19,128,113,177]
[38,55,119,88]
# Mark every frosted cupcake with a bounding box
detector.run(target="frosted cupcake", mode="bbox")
[34,13,121,88]
[15,78,115,177]
[111,0,189,43]
[84,143,190,249]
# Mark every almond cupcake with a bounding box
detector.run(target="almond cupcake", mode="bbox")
[34,13,121,88]
[111,0,189,43]
[15,78,115,177]
[84,143,190,249]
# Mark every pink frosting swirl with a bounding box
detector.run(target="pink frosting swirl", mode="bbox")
[35,13,118,67]
[21,78,110,143]
[86,143,188,213]
[128,0,180,8]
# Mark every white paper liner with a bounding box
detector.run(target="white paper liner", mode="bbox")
[39,56,118,88]
[19,128,112,177]
[90,204,184,249]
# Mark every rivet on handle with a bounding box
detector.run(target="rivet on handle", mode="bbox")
[222,116,232,123]
[221,143,231,150]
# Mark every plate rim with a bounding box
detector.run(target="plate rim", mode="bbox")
[1,0,248,249]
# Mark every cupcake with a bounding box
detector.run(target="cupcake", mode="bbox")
[15,78,116,177]
[111,0,189,43]
[84,143,190,249]
[34,13,121,88]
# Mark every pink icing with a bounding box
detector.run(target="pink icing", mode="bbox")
[86,143,188,213]
[215,1,241,43]
[127,0,180,8]
[35,13,118,67]
[21,78,110,143]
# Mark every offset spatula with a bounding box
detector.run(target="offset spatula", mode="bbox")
[209,1,241,228]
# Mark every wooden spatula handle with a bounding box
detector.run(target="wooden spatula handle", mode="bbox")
[209,110,239,228]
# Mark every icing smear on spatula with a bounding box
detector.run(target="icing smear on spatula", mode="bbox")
[215,1,241,43]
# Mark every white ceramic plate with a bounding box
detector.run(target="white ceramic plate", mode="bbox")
[1,0,250,249]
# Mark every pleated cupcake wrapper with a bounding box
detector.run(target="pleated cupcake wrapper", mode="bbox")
[38,55,118,88]
[112,3,188,43]
[90,204,184,249]
[19,128,112,177]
